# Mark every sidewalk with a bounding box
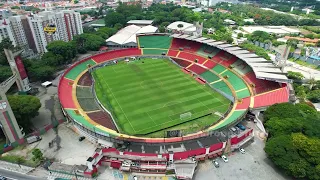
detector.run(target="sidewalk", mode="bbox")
[48,171,94,180]
[0,160,34,174]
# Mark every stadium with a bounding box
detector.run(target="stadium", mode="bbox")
[58,34,291,179]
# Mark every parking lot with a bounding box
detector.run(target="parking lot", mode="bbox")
[193,123,290,180]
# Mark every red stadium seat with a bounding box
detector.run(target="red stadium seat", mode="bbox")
[171,38,202,53]
[91,48,142,63]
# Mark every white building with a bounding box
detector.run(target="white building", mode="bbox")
[167,21,203,37]
[200,0,238,7]
[106,25,158,47]
[27,10,83,54]
[0,19,16,47]
[242,26,300,36]
[27,15,49,54]
[0,10,83,54]
[8,16,28,48]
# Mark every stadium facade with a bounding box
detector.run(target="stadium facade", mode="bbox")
[58,34,292,179]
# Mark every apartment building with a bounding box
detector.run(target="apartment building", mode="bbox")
[0,10,83,54]
[8,16,28,49]
[0,19,16,47]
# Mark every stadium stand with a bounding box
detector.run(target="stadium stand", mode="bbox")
[210,80,233,97]
[178,52,206,64]
[65,59,96,80]
[142,48,168,55]
[203,60,217,69]
[78,72,93,86]
[236,89,251,99]
[138,35,172,49]
[212,64,227,74]
[187,64,207,74]
[170,38,202,53]
[209,110,246,131]
[167,49,179,57]
[235,97,251,110]
[200,71,220,83]
[76,86,100,111]
[231,59,253,76]
[87,111,117,131]
[172,58,192,67]
[197,44,220,57]
[213,51,238,67]
[243,72,281,94]
[253,86,289,108]
[221,70,247,91]
[58,78,76,109]
[91,48,142,63]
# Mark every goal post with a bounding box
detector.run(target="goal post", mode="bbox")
[180,112,192,121]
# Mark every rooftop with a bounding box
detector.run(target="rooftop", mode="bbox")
[242,26,300,35]
[167,21,196,32]
[106,25,157,45]
[127,20,153,25]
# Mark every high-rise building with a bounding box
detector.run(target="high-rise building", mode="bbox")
[0,19,16,47]
[27,15,49,54]
[8,16,28,49]
[26,10,83,54]
[0,10,83,54]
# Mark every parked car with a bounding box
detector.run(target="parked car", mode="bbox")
[79,136,85,141]
[212,160,219,168]
[239,148,246,154]
[221,155,228,162]
[230,127,237,132]
[26,135,42,144]
[133,176,138,180]
[236,123,246,131]
[0,176,7,180]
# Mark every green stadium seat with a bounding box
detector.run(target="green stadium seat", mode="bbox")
[138,35,172,49]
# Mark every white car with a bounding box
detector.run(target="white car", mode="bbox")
[221,155,228,162]
[239,148,246,154]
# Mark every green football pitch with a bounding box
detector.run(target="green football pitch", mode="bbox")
[92,58,231,136]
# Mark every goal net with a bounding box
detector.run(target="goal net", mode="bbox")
[180,112,192,121]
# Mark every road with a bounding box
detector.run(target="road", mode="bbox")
[0,168,46,180]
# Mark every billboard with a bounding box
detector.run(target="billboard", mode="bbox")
[14,56,28,80]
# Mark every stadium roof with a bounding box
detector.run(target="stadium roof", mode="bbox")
[106,25,157,46]
[170,33,291,83]
[127,20,153,25]
[167,21,196,32]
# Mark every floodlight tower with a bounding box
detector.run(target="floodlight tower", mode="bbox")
[0,49,30,145]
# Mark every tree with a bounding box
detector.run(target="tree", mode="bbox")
[158,26,165,33]
[114,23,123,30]
[32,148,44,162]
[265,117,304,137]
[248,30,273,42]
[46,41,76,64]
[237,33,243,39]
[286,39,299,49]
[11,6,20,9]
[264,103,317,122]
[41,52,64,66]
[287,71,304,80]
[16,156,25,168]
[307,90,320,103]
[264,102,320,180]
[72,33,105,53]
[0,38,14,65]
[0,66,12,82]
[104,12,125,27]
[239,42,271,60]
[7,95,41,132]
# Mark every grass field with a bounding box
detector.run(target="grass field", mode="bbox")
[93,58,231,136]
